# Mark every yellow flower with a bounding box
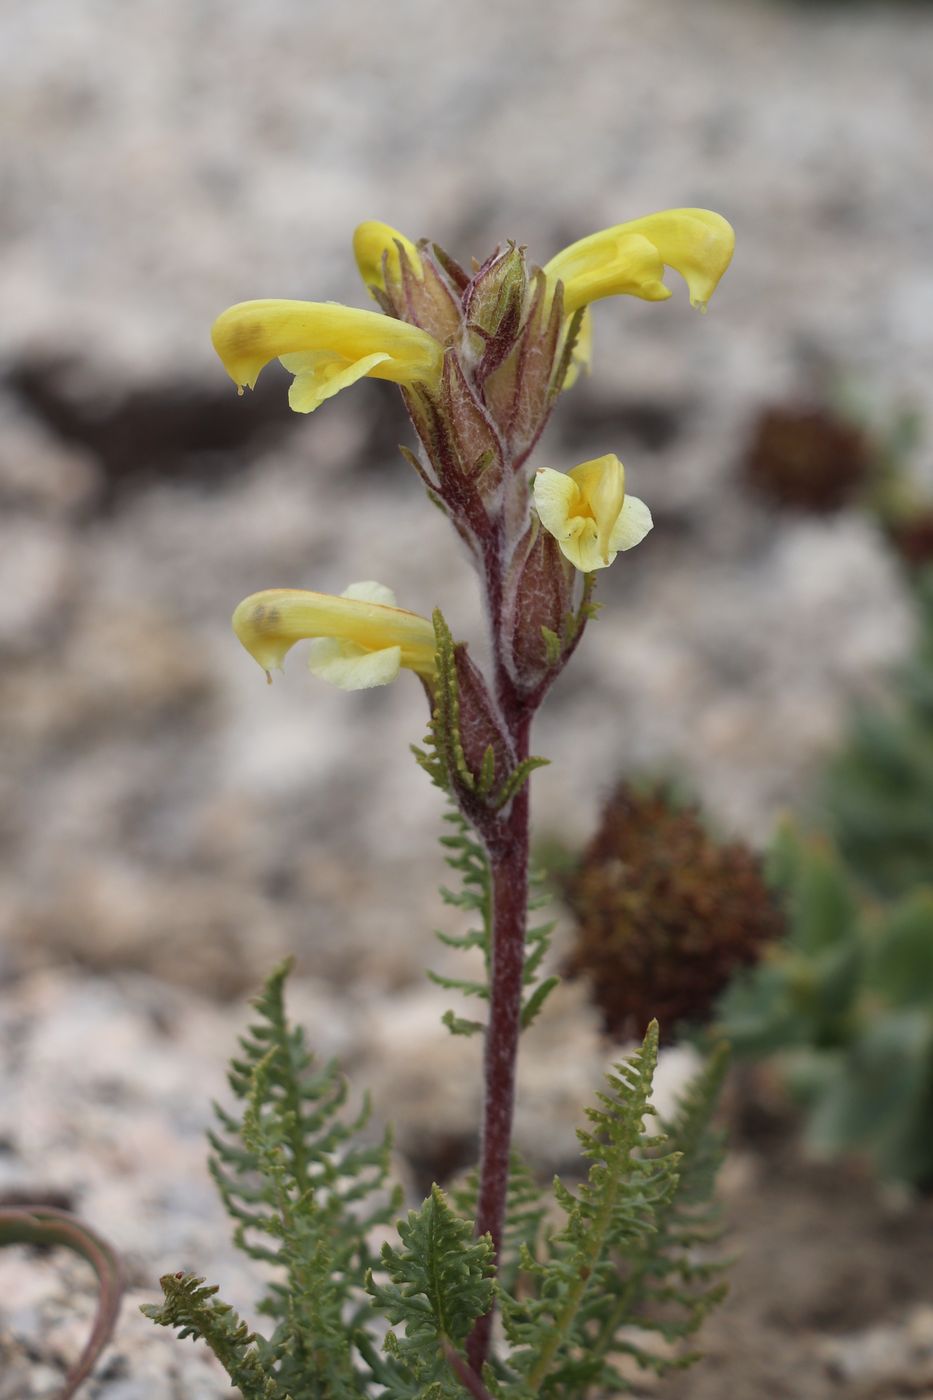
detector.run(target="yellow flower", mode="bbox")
[353,220,423,292]
[232,581,437,690]
[211,299,443,413]
[533,454,652,572]
[545,208,735,316]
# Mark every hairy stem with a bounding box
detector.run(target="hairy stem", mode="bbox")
[468,707,531,1373]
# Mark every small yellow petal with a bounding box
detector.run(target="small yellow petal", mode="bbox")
[307,638,403,690]
[610,494,653,552]
[340,580,398,607]
[353,220,423,293]
[285,352,391,413]
[533,468,582,542]
[568,455,625,564]
[561,526,608,574]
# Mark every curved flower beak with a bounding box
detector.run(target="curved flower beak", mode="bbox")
[353,220,423,293]
[211,299,443,413]
[545,208,735,315]
[533,454,653,572]
[232,581,437,690]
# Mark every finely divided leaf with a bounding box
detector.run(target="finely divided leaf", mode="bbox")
[367,1185,495,1398]
[500,1028,728,1396]
[142,1273,285,1400]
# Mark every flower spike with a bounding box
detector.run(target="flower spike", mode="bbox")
[211,299,443,413]
[545,208,735,315]
[232,581,437,690]
[533,454,653,572]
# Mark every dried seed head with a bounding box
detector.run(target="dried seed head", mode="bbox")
[564,782,783,1043]
[742,404,871,514]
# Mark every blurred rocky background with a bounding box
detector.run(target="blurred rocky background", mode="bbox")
[3,0,933,1395]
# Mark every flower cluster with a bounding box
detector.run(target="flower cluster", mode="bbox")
[214,208,733,748]
[208,211,736,1367]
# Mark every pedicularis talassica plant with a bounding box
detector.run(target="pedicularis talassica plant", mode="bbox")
[142,210,736,1399]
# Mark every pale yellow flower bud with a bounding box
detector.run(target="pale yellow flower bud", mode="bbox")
[533,455,653,573]
[211,299,443,413]
[353,220,423,293]
[232,581,436,690]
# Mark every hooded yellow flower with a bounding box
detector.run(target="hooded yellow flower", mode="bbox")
[353,220,423,292]
[232,581,437,690]
[533,454,652,572]
[545,208,735,316]
[211,299,443,413]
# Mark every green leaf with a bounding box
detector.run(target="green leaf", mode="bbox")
[490,756,550,812]
[430,809,561,1046]
[142,1273,285,1400]
[161,960,402,1397]
[870,890,933,1006]
[429,808,494,1035]
[540,626,562,667]
[367,1185,495,1398]
[500,1030,728,1396]
[441,1009,486,1038]
[520,976,560,1031]
[548,307,587,400]
[504,1024,677,1394]
[774,827,859,957]
[452,1152,548,1298]
[823,576,933,899]
[802,1005,933,1185]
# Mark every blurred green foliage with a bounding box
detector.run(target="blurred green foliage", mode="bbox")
[822,571,933,899]
[718,570,933,1185]
[719,825,933,1186]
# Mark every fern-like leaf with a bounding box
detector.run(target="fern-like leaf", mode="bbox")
[367,1185,496,1399]
[519,869,559,1030]
[235,1053,368,1398]
[452,1151,548,1297]
[430,809,559,1038]
[582,1044,730,1386]
[428,810,494,1036]
[203,960,401,1398]
[501,1025,677,1396]
[209,961,398,1285]
[498,1032,729,1396]
[141,1273,286,1400]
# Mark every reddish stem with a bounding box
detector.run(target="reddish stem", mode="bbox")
[467,706,531,1373]
[465,360,580,1370]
